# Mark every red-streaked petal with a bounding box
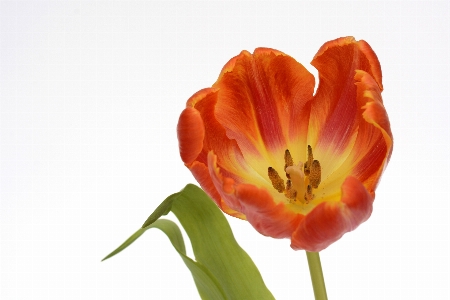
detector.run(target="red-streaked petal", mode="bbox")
[352,70,393,193]
[309,37,383,179]
[216,48,287,83]
[315,70,392,198]
[187,160,245,220]
[356,40,383,90]
[189,87,246,176]
[177,107,205,164]
[181,88,248,219]
[290,176,373,252]
[313,37,382,90]
[324,70,392,196]
[213,48,315,169]
[185,87,273,202]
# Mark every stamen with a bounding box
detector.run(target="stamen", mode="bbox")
[284,149,294,178]
[309,160,321,189]
[304,145,313,175]
[304,185,314,203]
[268,167,285,193]
[285,180,297,200]
[267,146,321,206]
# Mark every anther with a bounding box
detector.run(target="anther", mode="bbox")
[304,145,313,176]
[284,149,294,178]
[304,185,314,203]
[268,167,285,193]
[285,179,297,200]
[309,160,321,189]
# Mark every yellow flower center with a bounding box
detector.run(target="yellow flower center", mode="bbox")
[267,145,321,205]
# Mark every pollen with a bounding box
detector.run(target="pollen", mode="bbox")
[268,145,322,205]
[285,180,297,200]
[304,185,314,203]
[284,149,294,178]
[309,160,321,189]
[268,167,285,193]
[304,145,313,176]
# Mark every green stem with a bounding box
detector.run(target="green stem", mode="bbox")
[306,251,328,300]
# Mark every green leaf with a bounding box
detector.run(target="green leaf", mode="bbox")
[171,184,274,300]
[103,219,226,299]
[101,216,185,262]
[103,184,274,300]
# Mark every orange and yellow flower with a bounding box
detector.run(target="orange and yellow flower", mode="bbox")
[177,37,393,252]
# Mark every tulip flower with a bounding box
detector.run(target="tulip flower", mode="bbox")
[177,36,392,252]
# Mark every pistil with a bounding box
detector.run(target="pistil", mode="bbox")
[285,162,306,201]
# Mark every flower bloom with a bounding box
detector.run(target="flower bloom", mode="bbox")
[177,37,393,252]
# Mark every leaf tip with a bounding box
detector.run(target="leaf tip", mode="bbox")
[141,192,180,228]
[101,253,112,262]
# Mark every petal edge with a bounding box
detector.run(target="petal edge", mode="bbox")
[177,107,205,164]
[291,176,373,252]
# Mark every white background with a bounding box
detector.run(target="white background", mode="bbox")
[1,1,449,299]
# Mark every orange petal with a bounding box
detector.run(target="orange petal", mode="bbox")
[235,183,303,238]
[182,88,275,220]
[301,68,392,215]
[207,151,302,238]
[187,160,245,219]
[309,37,383,176]
[181,89,248,219]
[213,48,315,162]
[290,176,373,252]
[313,37,382,90]
[207,151,244,214]
[317,70,392,196]
[348,70,393,193]
[177,107,205,165]
[188,87,246,175]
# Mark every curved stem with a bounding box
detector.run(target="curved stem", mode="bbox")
[306,251,328,300]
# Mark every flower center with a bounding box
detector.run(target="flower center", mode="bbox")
[267,145,321,205]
